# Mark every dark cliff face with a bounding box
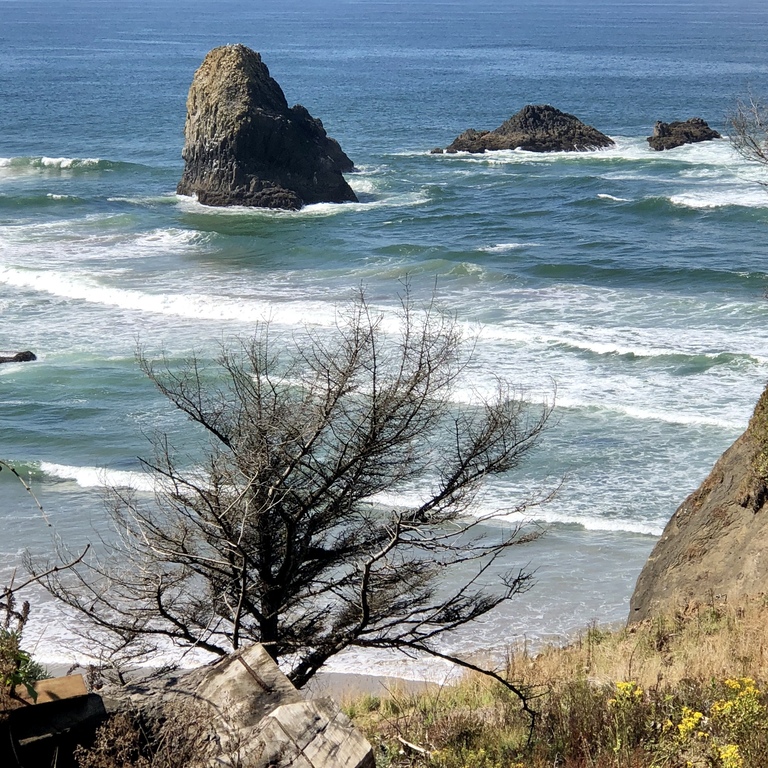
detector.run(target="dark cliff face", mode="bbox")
[647,117,722,151]
[177,45,357,210]
[439,104,615,154]
[629,384,768,622]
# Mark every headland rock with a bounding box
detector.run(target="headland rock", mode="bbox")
[647,117,721,151]
[177,44,357,210]
[629,382,768,622]
[435,104,614,154]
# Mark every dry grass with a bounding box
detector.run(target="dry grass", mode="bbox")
[345,598,768,768]
[522,598,768,691]
[74,700,244,768]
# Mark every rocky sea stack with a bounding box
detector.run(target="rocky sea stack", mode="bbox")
[177,45,357,210]
[436,104,614,154]
[647,117,722,151]
[630,383,768,622]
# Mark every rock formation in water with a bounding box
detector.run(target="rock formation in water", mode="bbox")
[0,351,36,364]
[647,117,721,151]
[177,44,357,210]
[629,383,768,622]
[434,104,615,154]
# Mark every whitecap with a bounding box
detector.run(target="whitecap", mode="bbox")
[597,193,630,202]
[347,176,379,195]
[40,462,156,492]
[0,264,346,326]
[669,188,768,209]
[39,157,98,169]
[520,508,664,537]
[555,396,742,430]
[131,228,208,249]
[480,242,539,253]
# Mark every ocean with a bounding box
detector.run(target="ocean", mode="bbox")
[2,0,768,680]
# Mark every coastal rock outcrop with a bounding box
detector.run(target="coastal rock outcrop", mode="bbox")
[0,351,36,364]
[436,104,615,154]
[647,117,721,151]
[177,44,357,210]
[629,383,768,622]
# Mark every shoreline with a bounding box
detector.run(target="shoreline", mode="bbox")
[44,662,436,702]
[307,671,439,701]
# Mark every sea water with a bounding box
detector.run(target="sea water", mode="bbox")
[2,0,768,679]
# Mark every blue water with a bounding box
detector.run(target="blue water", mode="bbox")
[2,0,768,677]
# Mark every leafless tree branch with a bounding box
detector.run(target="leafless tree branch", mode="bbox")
[36,286,555,702]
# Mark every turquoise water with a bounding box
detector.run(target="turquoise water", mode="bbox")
[2,0,768,677]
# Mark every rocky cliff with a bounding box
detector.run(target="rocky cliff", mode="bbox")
[629,382,768,622]
[647,117,721,151]
[177,45,357,210]
[435,104,614,154]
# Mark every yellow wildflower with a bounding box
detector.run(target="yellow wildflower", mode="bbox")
[718,743,744,768]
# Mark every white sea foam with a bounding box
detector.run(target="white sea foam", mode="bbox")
[669,188,768,209]
[438,137,746,172]
[480,242,539,253]
[347,176,379,195]
[555,396,741,430]
[107,195,178,206]
[175,188,430,216]
[519,508,664,537]
[0,264,349,326]
[40,462,156,492]
[39,157,97,169]
[473,319,768,365]
[131,227,206,249]
[597,193,630,202]
[358,487,662,537]
[0,223,208,268]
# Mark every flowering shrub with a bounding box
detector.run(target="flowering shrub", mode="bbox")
[650,678,767,768]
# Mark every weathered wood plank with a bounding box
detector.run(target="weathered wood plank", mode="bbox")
[2,674,88,712]
[16,674,87,706]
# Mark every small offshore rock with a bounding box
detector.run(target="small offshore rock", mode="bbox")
[647,117,721,151]
[430,147,444,154]
[443,104,615,153]
[0,351,36,364]
[177,44,357,210]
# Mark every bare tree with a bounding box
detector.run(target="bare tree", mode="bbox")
[729,95,768,174]
[35,289,552,689]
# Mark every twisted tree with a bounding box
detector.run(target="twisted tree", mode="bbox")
[37,290,552,688]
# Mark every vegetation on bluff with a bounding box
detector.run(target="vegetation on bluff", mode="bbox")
[346,599,768,768]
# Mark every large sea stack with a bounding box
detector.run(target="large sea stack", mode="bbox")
[647,117,722,151]
[177,44,357,210]
[436,104,614,154]
[629,383,768,622]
